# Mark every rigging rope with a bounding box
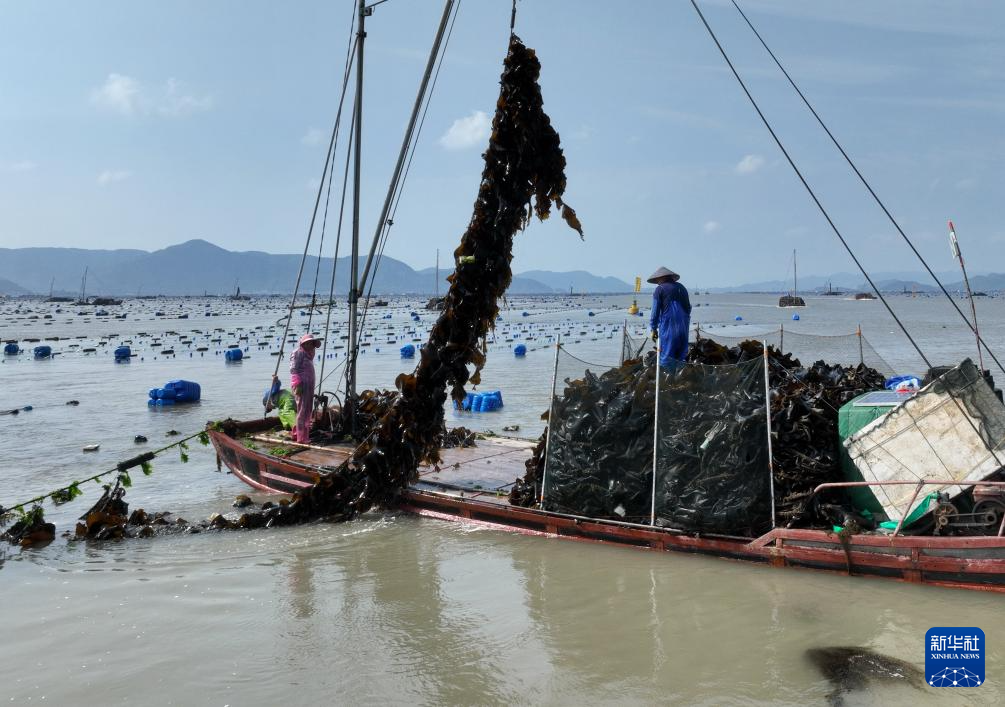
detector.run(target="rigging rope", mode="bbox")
[729,0,1005,378]
[272,2,360,380]
[351,0,463,389]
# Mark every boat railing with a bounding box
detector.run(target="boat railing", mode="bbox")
[813,480,1005,537]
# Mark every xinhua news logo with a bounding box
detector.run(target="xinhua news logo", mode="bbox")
[926,627,985,687]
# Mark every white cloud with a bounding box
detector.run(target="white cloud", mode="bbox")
[439,111,490,150]
[97,169,132,186]
[955,177,978,190]
[301,128,326,147]
[158,78,213,117]
[90,73,212,117]
[91,73,142,115]
[1,160,36,172]
[734,154,765,175]
[703,220,720,234]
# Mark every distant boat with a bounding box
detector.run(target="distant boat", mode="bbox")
[778,249,805,308]
[821,281,843,296]
[230,282,251,301]
[75,267,89,305]
[46,276,73,303]
[91,296,122,306]
[853,292,876,300]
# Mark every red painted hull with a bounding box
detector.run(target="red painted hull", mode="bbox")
[209,426,1005,593]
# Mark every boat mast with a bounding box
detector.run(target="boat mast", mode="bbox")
[80,267,88,303]
[347,0,368,408]
[792,249,797,297]
[435,248,439,298]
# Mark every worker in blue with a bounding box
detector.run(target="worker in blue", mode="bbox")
[648,266,691,368]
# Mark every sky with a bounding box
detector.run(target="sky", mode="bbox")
[0,0,1003,287]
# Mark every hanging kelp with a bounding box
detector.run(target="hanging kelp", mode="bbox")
[227,34,582,528]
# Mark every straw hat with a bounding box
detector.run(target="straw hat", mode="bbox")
[646,266,680,284]
[299,333,322,346]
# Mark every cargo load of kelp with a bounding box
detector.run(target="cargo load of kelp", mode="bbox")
[510,339,885,533]
[221,34,582,529]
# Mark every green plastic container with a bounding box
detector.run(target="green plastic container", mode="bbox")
[837,393,899,516]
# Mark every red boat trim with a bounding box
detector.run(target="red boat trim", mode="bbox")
[209,428,1005,593]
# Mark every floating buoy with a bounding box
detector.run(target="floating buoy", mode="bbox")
[400,344,415,358]
[513,344,527,357]
[224,348,243,362]
[83,444,100,452]
[792,313,800,321]
[734,316,743,321]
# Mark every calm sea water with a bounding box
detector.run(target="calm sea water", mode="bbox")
[1,292,1003,705]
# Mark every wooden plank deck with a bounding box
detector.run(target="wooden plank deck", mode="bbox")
[246,434,534,500]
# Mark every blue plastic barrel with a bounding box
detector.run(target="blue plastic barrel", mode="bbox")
[33,345,52,359]
[400,344,416,358]
[734,316,743,321]
[224,348,243,362]
[792,314,800,321]
[163,380,200,402]
[4,343,19,355]
[114,345,131,360]
[513,344,527,357]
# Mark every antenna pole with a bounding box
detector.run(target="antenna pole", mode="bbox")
[347,0,367,413]
[949,220,985,372]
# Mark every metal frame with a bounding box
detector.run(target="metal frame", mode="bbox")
[813,480,1005,537]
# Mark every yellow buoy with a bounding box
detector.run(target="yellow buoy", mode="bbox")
[628,275,641,314]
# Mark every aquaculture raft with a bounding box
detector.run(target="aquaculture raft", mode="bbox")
[209,419,1005,593]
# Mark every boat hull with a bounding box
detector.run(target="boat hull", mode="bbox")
[208,424,1005,593]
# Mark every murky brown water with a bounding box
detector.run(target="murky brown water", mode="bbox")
[2,293,1004,704]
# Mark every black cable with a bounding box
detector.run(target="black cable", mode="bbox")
[729,0,1005,378]
[688,0,933,371]
[689,0,1002,469]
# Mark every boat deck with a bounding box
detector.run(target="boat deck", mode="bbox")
[243,434,533,503]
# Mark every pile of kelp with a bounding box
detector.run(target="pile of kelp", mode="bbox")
[509,338,885,532]
[209,34,581,529]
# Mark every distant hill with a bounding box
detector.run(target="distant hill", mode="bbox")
[0,240,630,296]
[517,269,632,293]
[0,277,32,295]
[710,270,989,294]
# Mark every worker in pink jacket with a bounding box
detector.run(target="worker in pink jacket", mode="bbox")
[289,333,322,442]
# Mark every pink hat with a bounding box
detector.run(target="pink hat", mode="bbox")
[299,333,322,347]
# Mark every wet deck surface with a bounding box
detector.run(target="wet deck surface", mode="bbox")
[248,434,535,504]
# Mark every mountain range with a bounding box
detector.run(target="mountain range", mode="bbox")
[709,270,1003,295]
[0,240,634,296]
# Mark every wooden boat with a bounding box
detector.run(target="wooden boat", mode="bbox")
[777,250,805,308]
[209,418,1005,594]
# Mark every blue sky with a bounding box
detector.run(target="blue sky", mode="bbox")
[1,1,1002,287]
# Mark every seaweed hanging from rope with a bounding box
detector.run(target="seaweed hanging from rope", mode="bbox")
[234,34,582,528]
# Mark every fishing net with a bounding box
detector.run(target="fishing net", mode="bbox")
[542,348,653,522]
[653,357,770,536]
[541,348,771,535]
[698,328,894,377]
